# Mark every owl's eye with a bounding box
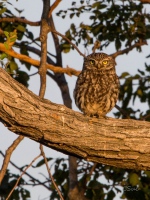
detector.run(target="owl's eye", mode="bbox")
[102,60,108,65]
[89,60,95,65]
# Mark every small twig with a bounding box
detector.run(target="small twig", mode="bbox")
[140,113,150,121]
[21,44,56,59]
[6,153,41,200]
[0,43,80,76]
[40,144,64,200]
[0,150,50,190]
[0,135,24,184]
[140,0,150,3]
[15,42,56,59]
[51,29,86,58]
[111,41,147,58]
[85,163,97,185]
[0,28,4,35]
[0,17,40,26]
[115,105,130,119]
[49,15,63,66]
[92,40,101,53]
[89,163,97,177]
[39,19,49,97]
[29,71,38,76]
[48,0,62,18]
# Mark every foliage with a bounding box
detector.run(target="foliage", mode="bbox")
[0,0,150,200]
[57,0,150,52]
[0,170,30,200]
[0,1,34,87]
[114,62,150,120]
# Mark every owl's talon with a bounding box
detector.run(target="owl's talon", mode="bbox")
[88,115,108,123]
[101,115,109,119]
[88,117,99,123]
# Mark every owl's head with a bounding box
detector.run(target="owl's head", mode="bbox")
[83,53,116,71]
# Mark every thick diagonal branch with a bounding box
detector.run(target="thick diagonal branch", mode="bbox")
[1,68,150,171]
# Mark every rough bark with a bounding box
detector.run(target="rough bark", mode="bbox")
[1,68,150,170]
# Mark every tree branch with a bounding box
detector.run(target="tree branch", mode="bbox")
[18,44,56,64]
[51,30,86,58]
[0,17,40,26]
[0,136,24,184]
[39,20,48,97]
[48,0,62,18]
[38,2,64,199]
[140,0,150,3]
[49,17,73,108]
[0,151,51,190]
[40,145,64,200]
[1,68,150,170]
[0,28,4,36]
[111,41,147,58]
[49,15,78,200]
[0,43,80,76]
[6,153,41,200]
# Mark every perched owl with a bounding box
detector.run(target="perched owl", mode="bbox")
[74,53,119,118]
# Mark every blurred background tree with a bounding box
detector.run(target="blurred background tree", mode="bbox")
[0,0,150,199]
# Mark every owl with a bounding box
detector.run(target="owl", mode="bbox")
[74,53,119,118]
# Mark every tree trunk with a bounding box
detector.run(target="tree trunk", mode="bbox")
[1,68,150,170]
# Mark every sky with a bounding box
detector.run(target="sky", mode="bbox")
[0,0,150,199]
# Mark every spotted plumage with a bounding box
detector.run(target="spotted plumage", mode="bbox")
[74,52,119,118]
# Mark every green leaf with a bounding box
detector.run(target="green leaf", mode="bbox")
[10,31,17,37]
[15,70,29,87]
[107,190,116,200]
[129,173,139,186]
[0,53,7,60]
[133,74,140,79]
[99,4,107,9]
[4,42,9,49]
[72,1,76,6]
[70,13,75,19]
[145,171,150,178]
[9,61,18,71]
[137,89,143,97]
[120,72,130,78]
[76,12,80,17]
[27,31,34,40]
[92,2,101,8]
[10,36,17,43]
[4,31,9,38]
[115,38,121,51]
[0,7,7,15]
[138,69,145,75]
[35,157,52,167]
[16,25,26,32]
[61,43,71,53]
[65,30,71,38]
